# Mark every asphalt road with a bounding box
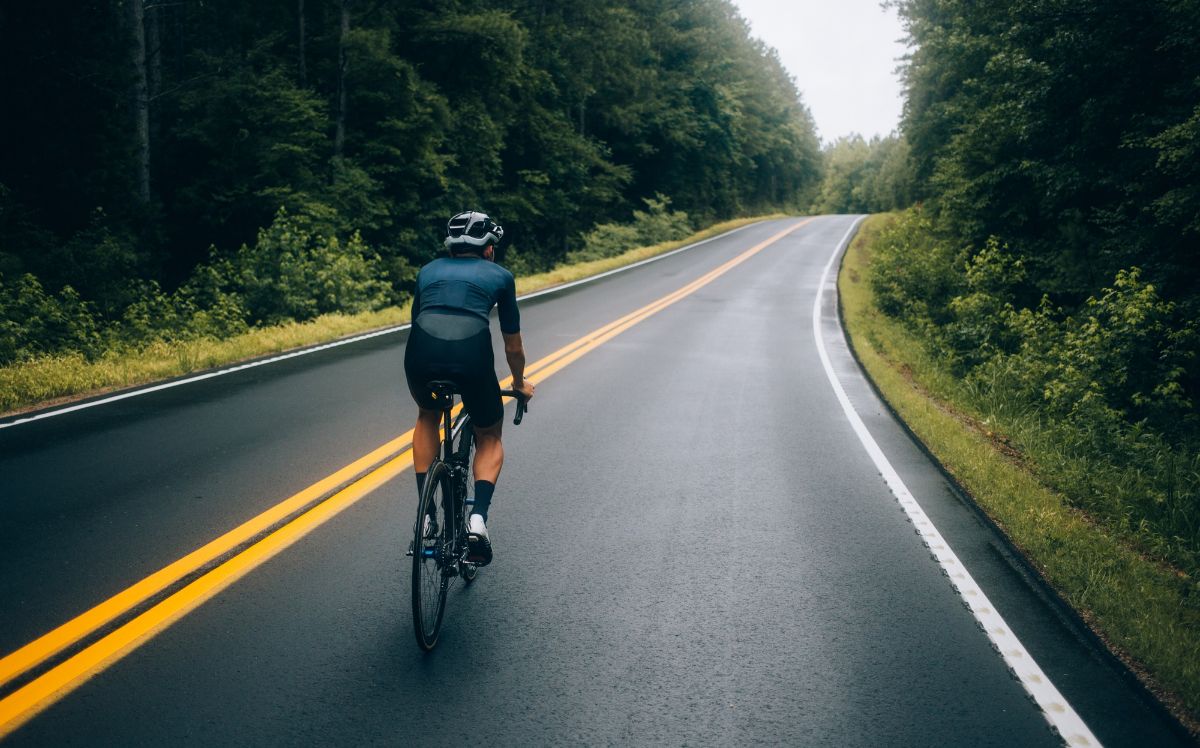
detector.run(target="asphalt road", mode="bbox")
[0,216,1190,746]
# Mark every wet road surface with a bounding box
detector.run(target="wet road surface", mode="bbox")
[0,216,1188,746]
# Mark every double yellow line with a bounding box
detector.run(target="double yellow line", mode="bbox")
[0,218,810,736]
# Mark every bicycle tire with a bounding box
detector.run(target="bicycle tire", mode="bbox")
[412,460,450,650]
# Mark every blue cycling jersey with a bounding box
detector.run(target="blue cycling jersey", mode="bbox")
[411,256,520,335]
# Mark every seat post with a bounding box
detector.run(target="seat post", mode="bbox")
[442,401,454,461]
[424,380,459,462]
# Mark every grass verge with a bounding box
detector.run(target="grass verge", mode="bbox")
[0,214,784,417]
[839,213,1200,732]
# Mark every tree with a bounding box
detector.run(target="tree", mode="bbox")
[127,0,151,204]
[0,0,824,337]
[895,0,1200,303]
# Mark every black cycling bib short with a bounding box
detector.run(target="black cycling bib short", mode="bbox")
[403,256,520,428]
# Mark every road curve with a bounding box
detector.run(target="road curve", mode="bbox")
[0,216,1188,746]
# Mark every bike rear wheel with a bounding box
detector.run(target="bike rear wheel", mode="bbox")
[412,460,450,650]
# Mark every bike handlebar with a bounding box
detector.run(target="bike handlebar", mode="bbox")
[499,389,528,425]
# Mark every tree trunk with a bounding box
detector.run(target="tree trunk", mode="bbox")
[298,0,307,87]
[128,0,151,204]
[334,0,350,158]
[146,3,162,98]
[146,2,162,147]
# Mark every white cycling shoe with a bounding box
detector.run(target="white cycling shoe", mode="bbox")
[466,513,493,566]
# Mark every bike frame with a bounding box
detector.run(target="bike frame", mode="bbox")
[440,401,473,562]
[425,384,526,577]
[410,383,526,649]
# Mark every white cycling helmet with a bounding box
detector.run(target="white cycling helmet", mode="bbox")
[444,210,504,250]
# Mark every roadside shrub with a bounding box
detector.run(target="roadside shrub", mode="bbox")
[378,253,419,307]
[230,207,389,325]
[1057,270,1195,434]
[55,212,147,318]
[565,195,691,264]
[867,208,962,338]
[944,238,1026,369]
[873,208,1200,571]
[630,194,692,245]
[992,269,1197,437]
[177,261,250,339]
[983,273,1200,568]
[0,273,101,364]
[117,274,249,346]
[120,280,192,344]
[566,223,640,264]
[500,245,549,277]
[0,206,396,368]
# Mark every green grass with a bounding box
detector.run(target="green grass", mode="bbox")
[0,214,784,416]
[839,213,1200,731]
[0,308,409,414]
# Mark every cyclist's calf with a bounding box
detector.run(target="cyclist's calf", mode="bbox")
[472,419,504,484]
[413,407,443,474]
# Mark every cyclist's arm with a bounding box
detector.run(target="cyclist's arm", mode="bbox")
[495,269,532,397]
[503,332,533,399]
[410,271,423,318]
[496,270,520,334]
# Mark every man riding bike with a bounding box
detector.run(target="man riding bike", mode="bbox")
[404,210,535,565]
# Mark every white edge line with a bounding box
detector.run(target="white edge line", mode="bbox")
[1,220,767,430]
[0,326,405,430]
[812,216,1100,748]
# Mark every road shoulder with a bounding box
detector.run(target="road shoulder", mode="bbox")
[836,214,1200,739]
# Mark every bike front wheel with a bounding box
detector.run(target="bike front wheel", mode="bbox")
[412,460,450,650]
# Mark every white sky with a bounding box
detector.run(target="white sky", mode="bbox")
[733,0,908,143]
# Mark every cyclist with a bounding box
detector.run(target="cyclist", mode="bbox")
[404,210,535,565]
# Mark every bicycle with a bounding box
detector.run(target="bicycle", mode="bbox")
[408,381,527,651]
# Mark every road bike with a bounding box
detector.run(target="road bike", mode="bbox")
[408,380,527,651]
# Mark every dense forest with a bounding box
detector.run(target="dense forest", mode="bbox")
[869,0,1200,575]
[810,133,913,215]
[0,0,822,364]
[4,0,1199,697]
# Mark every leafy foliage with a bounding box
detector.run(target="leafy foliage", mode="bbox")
[811,134,914,214]
[871,210,1200,573]
[870,1,1200,570]
[226,208,390,325]
[566,195,692,264]
[895,0,1200,303]
[0,275,101,363]
[868,209,961,334]
[0,0,822,367]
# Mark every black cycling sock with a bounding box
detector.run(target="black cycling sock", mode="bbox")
[472,480,495,521]
[415,471,426,498]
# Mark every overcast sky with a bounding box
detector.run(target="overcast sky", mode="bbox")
[732,0,909,144]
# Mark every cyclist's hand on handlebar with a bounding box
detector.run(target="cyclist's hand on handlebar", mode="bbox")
[513,380,535,401]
